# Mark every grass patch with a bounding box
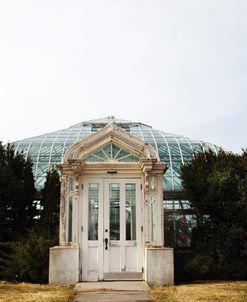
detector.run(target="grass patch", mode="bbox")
[150,281,247,302]
[0,281,74,302]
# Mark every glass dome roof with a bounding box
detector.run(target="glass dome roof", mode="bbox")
[11,116,220,191]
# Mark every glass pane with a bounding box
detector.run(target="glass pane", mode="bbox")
[109,183,120,240]
[88,183,99,240]
[84,143,139,162]
[125,184,136,240]
[112,144,121,158]
[68,197,73,242]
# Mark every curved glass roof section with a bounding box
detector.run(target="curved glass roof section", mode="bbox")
[11,116,221,191]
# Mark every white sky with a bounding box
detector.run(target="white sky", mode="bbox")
[0,0,246,153]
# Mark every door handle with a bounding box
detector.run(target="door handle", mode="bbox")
[105,238,108,250]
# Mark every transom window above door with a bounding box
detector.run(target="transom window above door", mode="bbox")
[84,143,139,162]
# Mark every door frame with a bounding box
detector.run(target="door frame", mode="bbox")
[79,175,144,281]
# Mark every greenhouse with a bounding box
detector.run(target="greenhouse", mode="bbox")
[11,116,220,284]
[12,116,220,192]
[12,116,220,249]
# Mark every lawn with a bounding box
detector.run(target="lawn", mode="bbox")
[150,281,247,302]
[1,281,247,302]
[0,281,74,302]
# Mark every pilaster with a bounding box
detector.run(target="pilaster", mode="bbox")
[59,175,68,245]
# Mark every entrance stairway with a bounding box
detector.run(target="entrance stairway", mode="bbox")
[73,281,154,302]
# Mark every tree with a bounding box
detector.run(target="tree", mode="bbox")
[0,143,36,242]
[39,168,60,241]
[0,167,61,283]
[181,149,247,279]
[1,230,55,283]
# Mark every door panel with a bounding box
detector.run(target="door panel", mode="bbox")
[126,246,138,271]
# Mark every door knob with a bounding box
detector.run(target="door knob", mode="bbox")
[105,238,108,250]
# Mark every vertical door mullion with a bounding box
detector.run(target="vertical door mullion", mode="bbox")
[120,180,125,272]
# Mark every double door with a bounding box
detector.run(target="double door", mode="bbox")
[81,178,142,281]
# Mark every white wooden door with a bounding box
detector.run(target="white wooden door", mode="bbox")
[81,179,104,281]
[103,179,142,280]
[81,178,142,281]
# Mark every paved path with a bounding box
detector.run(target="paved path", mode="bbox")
[73,281,154,302]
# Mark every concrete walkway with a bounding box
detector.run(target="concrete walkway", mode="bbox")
[73,281,154,302]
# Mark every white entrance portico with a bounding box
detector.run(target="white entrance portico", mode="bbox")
[49,122,174,285]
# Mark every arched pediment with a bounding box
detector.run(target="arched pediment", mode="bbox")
[63,122,159,163]
[83,142,140,162]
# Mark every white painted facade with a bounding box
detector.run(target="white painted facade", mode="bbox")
[49,122,174,284]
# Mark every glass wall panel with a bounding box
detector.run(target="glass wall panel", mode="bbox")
[129,125,143,140]
[191,144,203,153]
[36,176,46,189]
[109,183,120,240]
[157,144,170,162]
[164,213,196,247]
[50,144,63,163]
[163,167,173,191]
[88,183,99,240]
[140,129,156,144]
[125,184,136,240]
[164,200,191,210]
[151,129,165,143]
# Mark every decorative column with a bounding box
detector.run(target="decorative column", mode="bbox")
[59,174,68,245]
[158,173,165,245]
[142,161,174,285]
[58,161,84,245]
[49,162,83,284]
[145,163,166,246]
[154,172,165,246]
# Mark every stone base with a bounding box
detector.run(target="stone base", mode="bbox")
[145,247,174,285]
[49,244,79,284]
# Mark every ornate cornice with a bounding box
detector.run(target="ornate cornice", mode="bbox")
[60,122,167,179]
[59,161,85,176]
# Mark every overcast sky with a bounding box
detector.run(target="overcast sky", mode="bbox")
[0,0,246,153]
